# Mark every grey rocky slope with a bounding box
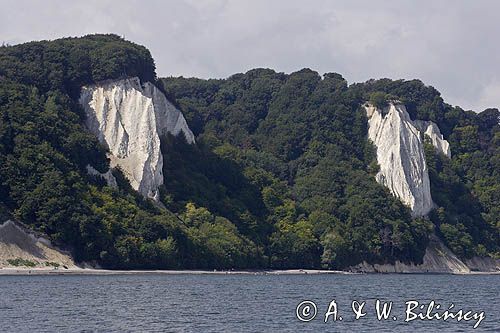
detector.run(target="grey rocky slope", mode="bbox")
[0,220,76,269]
[350,234,500,273]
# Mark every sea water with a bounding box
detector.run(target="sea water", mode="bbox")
[0,273,498,332]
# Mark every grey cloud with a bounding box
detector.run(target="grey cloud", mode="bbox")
[1,0,499,111]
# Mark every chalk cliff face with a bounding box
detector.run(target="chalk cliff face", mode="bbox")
[414,120,451,158]
[364,103,450,217]
[80,77,195,200]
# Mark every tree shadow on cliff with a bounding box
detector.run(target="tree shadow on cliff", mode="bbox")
[159,133,269,242]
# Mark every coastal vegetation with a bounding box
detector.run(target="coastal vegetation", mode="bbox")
[0,34,498,269]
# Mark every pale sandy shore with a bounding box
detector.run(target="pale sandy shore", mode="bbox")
[0,267,355,276]
[0,267,498,276]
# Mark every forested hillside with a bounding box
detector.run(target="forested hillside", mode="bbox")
[0,34,497,270]
[161,70,500,266]
[0,34,261,269]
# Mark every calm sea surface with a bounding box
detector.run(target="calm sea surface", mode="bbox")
[0,273,498,332]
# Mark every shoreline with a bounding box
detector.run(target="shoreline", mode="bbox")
[0,267,499,276]
[0,268,352,276]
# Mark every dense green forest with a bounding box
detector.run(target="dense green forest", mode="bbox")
[161,70,499,267]
[0,34,498,269]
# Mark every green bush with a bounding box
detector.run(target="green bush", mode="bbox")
[7,258,37,267]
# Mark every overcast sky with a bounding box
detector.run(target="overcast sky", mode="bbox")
[2,0,499,111]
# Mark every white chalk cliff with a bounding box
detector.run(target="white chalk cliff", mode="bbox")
[80,77,195,200]
[364,102,450,217]
[414,120,451,158]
